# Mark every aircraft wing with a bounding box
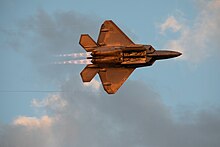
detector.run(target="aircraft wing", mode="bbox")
[98,67,135,94]
[97,20,134,46]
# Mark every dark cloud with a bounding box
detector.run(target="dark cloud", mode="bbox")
[2,9,101,82]
[21,9,100,54]
[1,77,220,147]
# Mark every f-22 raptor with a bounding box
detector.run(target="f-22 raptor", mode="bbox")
[80,20,181,94]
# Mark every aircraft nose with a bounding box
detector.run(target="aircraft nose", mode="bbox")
[163,50,182,58]
[147,50,182,60]
[173,51,182,57]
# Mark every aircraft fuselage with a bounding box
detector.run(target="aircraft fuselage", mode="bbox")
[88,45,181,68]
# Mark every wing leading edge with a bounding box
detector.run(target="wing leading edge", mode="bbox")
[98,67,135,94]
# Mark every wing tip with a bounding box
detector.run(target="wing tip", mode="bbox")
[104,20,113,23]
[104,86,117,94]
[103,20,115,26]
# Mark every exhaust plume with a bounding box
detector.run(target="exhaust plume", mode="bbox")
[57,52,91,58]
[55,59,92,65]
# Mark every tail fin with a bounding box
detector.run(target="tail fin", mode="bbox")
[79,34,98,52]
[80,65,99,82]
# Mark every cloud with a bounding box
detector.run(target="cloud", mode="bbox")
[160,0,220,63]
[13,115,53,128]
[83,78,101,91]
[1,78,220,147]
[160,16,182,33]
[32,94,67,111]
[2,9,101,82]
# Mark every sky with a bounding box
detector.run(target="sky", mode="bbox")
[0,0,220,147]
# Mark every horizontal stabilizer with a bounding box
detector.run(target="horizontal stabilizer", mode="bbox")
[79,34,98,52]
[80,65,99,82]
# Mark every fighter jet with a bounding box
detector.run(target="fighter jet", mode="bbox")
[80,20,181,94]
